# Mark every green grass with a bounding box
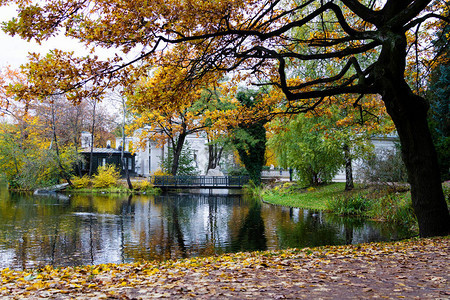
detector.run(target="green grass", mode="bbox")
[263,181,422,233]
[262,182,346,210]
[326,193,371,215]
[367,191,416,225]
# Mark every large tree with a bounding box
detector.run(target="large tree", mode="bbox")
[126,59,218,175]
[269,114,344,187]
[2,0,449,236]
[231,90,268,185]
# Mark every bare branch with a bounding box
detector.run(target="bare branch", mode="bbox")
[404,13,449,31]
[388,0,433,28]
[341,0,381,25]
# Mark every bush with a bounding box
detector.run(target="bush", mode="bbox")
[368,192,417,229]
[359,145,408,184]
[71,175,91,189]
[92,164,121,188]
[326,185,418,230]
[243,180,263,198]
[227,166,249,176]
[150,168,171,185]
[327,193,371,215]
[134,180,154,191]
[152,168,171,176]
[443,181,450,206]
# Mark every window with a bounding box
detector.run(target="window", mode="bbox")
[148,148,151,173]
[128,157,133,170]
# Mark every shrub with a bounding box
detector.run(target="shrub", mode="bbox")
[243,180,263,199]
[283,182,294,189]
[92,164,121,188]
[71,175,91,189]
[327,193,371,215]
[150,168,172,185]
[263,181,301,197]
[443,181,450,206]
[134,180,155,191]
[152,168,171,176]
[227,166,249,176]
[359,145,408,184]
[368,192,417,228]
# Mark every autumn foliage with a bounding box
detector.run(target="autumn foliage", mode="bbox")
[0,237,448,298]
[1,0,449,236]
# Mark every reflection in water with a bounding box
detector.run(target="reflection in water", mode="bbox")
[275,208,344,249]
[0,188,413,270]
[231,200,267,252]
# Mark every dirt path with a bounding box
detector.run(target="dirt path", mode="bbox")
[1,237,448,299]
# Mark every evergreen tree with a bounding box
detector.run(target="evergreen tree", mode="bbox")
[161,142,199,176]
[231,90,268,185]
[427,22,450,181]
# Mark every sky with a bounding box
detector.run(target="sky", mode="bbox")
[0,5,91,69]
[0,4,126,69]
[0,4,129,120]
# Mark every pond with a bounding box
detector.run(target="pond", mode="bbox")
[0,186,413,270]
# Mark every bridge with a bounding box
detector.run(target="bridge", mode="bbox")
[150,175,250,190]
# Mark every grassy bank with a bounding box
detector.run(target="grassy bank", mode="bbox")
[263,181,450,212]
[65,186,161,195]
[261,182,347,210]
[261,181,450,233]
[66,175,161,195]
[262,182,415,229]
[65,187,161,195]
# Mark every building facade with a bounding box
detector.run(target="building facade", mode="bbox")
[79,131,135,176]
[332,134,399,182]
[116,132,212,177]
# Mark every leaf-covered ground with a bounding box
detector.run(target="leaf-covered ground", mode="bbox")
[1,237,448,299]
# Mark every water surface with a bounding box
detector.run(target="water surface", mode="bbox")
[0,188,412,270]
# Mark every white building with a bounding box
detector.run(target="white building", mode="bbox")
[116,131,213,177]
[81,131,93,148]
[333,134,399,182]
[118,131,400,180]
[116,136,165,177]
[185,134,210,175]
[261,134,400,183]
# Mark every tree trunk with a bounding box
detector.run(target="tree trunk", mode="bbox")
[121,100,133,190]
[88,98,97,177]
[122,156,133,189]
[171,134,186,176]
[74,111,83,177]
[50,101,73,186]
[384,90,449,237]
[207,144,216,172]
[374,30,449,237]
[207,143,224,172]
[343,144,354,191]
